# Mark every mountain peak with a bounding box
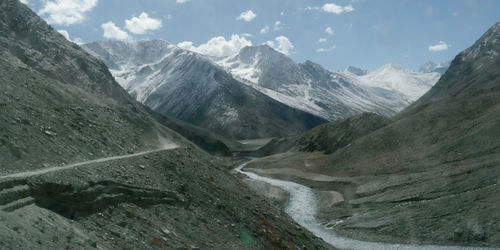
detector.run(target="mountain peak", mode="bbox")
[346,66,367,76]
[380,63,404,71]
[359,62,441,101]
[419,61,437,72]
[83,39,180,71]
[237,44,285,59]
[413,21,500,106]
[461,21,500,62]
[419,61,450,74]
[214,43,299,87]
[302,60,322,67]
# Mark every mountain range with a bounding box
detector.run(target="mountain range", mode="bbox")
[83,40,327,139]
[215,45,442,120]
[83,40,442,139]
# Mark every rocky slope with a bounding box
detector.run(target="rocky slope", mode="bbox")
[246,21,500,247]
[255,113,390,156]
[146,110,246,155]
[216,45,441,120]
[0,0,189,172]
[83,40,327,139]
[0,0,332,248]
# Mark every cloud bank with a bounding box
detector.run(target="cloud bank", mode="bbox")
[178,34,252,57]
[39,0,98,26]
[125,12,162,34]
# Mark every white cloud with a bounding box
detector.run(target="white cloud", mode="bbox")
[428,41,449,52]
[240,33,253,37]
[236,10,256,22]
[57,30,70,40]
[166,14,173,20]
[177,34,252,57]
[305,6,320,11]
[325,27,334,35]
[125,12,162,35]
[266,36,294,55]
[73,37,84,44]
[274,21,284,31]
[176,0,189,3]
[280,12,285,16]
[19,0,28,4]
[316,45,337,52]
[39,0,98,26]
[321,3,355,14]
[101,21,130,41]
[318,38,327,43]
[57,29,83,44]
[343,5,355,12]
[177,41,194,49]
[260,25,270,34]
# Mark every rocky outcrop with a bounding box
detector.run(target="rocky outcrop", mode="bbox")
[29,180,186,219]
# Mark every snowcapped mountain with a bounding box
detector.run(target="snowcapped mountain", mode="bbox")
[357,63,441,101]
[214,45,441,120]
[346,66,367,76]
[83,40,443,137]
[419,61,450,74]
[82,40,327,139]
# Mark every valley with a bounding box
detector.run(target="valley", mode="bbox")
[240,21,500,247]
[1,0,499,249]
[236,160,492,249]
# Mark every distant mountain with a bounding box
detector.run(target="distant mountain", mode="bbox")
[215,45,441,120]
[346,66,367,76]
[83,40,326,139]
[83,40,442,138]
[357,63,441,101]
[419,61,450,74]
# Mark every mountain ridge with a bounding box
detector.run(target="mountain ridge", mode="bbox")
[215,44,441,120]
[83,40,327,139]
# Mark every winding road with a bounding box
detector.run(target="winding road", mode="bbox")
[0,143,178,180]
[235,161,492,250]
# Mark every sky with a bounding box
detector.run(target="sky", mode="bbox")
[22,0,500,71]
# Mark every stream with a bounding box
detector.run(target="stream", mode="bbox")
[235,161,491,250]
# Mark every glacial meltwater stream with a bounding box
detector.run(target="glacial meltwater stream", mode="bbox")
[235,161,492,250]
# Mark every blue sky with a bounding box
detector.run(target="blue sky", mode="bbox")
[23,0,500,71]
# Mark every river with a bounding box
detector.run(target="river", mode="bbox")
[235,161,491,250]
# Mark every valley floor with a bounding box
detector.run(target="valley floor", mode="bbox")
[240,154,500,248]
